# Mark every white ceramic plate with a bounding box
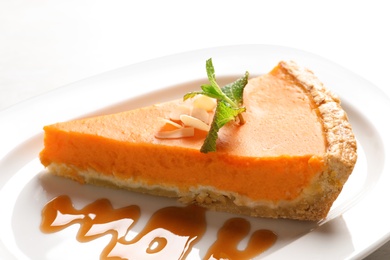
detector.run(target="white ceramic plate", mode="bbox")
[1,45,389,260]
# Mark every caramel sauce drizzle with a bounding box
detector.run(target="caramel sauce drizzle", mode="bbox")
[41,195,140,243]
[106,204,207,259]
[41,196,277,259]
[205,218,277,260]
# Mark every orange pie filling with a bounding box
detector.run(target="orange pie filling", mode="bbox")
[40,135,325,202]
[40,64,328,205]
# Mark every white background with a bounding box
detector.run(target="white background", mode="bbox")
[1,0,389,259]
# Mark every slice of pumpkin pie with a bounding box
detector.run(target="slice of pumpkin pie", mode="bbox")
[39,60,357,221]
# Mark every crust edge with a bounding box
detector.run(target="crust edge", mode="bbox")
[277,60,358,218]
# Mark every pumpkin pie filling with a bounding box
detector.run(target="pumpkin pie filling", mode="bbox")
[40,61,357,220]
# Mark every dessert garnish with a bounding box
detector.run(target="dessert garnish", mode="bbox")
[156,58,249,153]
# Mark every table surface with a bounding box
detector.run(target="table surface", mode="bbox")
[1,1,389,259]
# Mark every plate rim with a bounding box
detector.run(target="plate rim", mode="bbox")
[1,44,390,259]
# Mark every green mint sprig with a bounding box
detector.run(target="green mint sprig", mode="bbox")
[183,58,249,153]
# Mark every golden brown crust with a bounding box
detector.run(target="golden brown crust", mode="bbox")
[274,61,358,220]
[42,61,357,221]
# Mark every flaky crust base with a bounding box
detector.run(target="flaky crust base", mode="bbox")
[42,61,357,221]
[44,162,336,221]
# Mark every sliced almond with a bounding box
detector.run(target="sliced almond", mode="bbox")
[191,107,210,124]
[169,105,191,121]
[157,117,182,129]
[155,127,195,139]
[193,95,217,111]
[180,114,210,132]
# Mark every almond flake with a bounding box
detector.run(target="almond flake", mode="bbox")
[157,117,182,128]
[193,95,217,111]
[155,127,195,139]
[180,114,210,132]
[169,105,191,121]
[191,107,210,124]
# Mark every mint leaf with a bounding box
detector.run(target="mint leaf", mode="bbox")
[222,72,249,107]
[183,91,204,101]
[201,84,224,98]
[200,101,246,153]
[183,58,249,153]
[183,87,223,101]
[206,58,218,88]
